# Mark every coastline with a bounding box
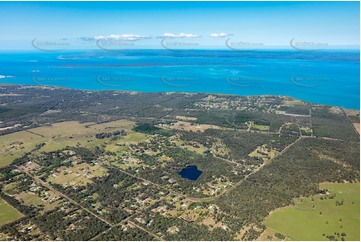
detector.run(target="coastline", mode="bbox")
[0,83,359,111]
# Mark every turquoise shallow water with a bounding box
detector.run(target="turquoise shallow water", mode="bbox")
[0,49,359,109]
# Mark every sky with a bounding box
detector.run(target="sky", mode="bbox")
[0,1,359,50]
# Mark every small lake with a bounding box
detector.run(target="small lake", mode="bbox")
[179,165,202,181]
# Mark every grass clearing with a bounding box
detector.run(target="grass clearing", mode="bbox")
[252,124,270,131]
[47,163,107,187]
[120,131,148,143]
[0,120,137,167]
[263,183,360,241]
[16,192,43,207]
[0,233,6,240]
[163,121,228,133]
[249,144,277,162]
[0,199,24,227]
[0,131,46,168]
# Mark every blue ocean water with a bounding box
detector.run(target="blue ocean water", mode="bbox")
[0,50,359,109]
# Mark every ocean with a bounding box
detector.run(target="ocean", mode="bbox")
[0,49,359,109]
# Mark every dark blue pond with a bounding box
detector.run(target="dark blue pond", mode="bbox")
[179,165,202,181]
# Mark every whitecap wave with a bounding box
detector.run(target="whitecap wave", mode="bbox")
[0,75,14,79]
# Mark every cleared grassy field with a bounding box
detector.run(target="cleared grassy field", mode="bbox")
[263,183,360,241]
[47,163,107,187]
[0,199,24,226]
[33,120,135,152]
[0,120,136,168]
[0,131,46,168]
[252,124,270,131]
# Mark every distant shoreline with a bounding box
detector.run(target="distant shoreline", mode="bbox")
[0,83,359,111]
